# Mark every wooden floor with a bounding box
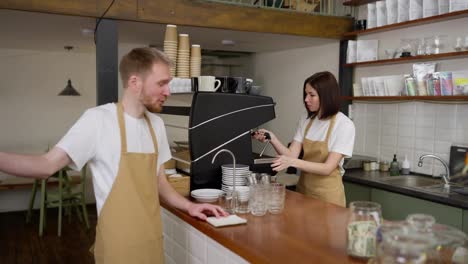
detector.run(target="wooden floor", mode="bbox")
[0,205,97,264]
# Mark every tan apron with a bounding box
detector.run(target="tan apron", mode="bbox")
[296,115,346,207]
[94,103,164,263]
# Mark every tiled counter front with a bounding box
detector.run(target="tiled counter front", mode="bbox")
[162,208,249,264]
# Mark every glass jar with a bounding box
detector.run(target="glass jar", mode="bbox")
[379,161,389,172]
[363,161,372,171]
[374,229,438,263]
[406,214,468,263]
[347,201,382,259]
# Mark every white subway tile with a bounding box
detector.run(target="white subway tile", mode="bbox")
[415,138,434,153]
[366,104,381,119]
[173,242,188,264]
[162,212,173,237]
[381,125,397,136]
[415,126,435,140]
[434,141,452,156]
[435,104,456,128]
[435,128,456,142]
[381,111,398,126]
[398,137,415,149]
[380,146,396,162]
[164,235,174,259]
[398,103,416,118]
[173,218,188,248]
[381,135,398,147]
[188,253,203,264]
[398,125,415,137]
[225,250,250,264]
[415,117,434,128]
[455,129,468,143]
[188,229,206,263]
[165,254,176,264]
[206,237,227,264]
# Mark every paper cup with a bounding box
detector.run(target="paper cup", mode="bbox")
[178,34,190,51]
[191,44,201,57]
[164,25,178,42]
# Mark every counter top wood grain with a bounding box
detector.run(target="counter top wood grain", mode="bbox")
[161,190,365,264]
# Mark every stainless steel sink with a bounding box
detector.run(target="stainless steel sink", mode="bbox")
[417,184,452,195]
[417,184,468,196]
[378,176,441,188]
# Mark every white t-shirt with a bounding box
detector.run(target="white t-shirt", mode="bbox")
[293,112,355,176]
[57,103,171,215]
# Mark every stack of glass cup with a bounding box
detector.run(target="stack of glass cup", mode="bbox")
[248,173,286,216]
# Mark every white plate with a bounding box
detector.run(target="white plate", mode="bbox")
[193,197,219,203]
[191,189,223,197]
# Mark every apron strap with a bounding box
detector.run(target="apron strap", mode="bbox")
[117,103,159,155]
[143,114,159,155]
[324,115,337,143]
[117,103,128,153]
[303,117,315,137]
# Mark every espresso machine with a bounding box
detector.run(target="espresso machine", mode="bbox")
[188,92,275,190]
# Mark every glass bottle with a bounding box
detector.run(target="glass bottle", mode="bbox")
[347,201,382,259]
[389,154,400,176]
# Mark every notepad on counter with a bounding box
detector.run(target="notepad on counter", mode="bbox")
[206,215,247,228]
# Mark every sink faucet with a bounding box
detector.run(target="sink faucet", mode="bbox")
[212,149,238,208]
[418,154,450,189]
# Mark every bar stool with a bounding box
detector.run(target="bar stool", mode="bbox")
[26,165,90,236]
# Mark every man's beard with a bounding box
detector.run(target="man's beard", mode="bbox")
[144,102,162,113]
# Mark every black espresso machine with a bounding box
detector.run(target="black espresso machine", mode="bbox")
[188,92,276,190]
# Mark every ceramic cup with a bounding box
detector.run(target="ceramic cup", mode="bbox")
[198,76,221,92]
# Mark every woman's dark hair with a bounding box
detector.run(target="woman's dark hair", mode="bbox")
[303,71,341,120]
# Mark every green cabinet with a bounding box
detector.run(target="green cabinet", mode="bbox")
[344,181,465,230]
[463,210,468,234]
[344,182,371,207]
[371,189,463,229]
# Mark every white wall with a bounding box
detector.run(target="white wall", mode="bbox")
[251,42,341,154]
[0,48,97,212]
[351,13,468,176]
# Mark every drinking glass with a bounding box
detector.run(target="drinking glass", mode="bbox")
[268,183,285,214]
[249,184,268,216]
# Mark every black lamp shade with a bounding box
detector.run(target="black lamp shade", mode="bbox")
[58,79,80,96]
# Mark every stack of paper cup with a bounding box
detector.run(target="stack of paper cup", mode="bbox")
[176,34,190,78]
[190,44,202,77]
[163,25,178,77]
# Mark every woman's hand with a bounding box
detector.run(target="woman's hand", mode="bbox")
[252,129,276,143]
[271,155,296,172]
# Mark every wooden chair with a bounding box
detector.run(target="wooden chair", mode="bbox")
[26,165,90,236]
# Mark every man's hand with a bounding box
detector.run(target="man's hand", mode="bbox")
[187,203,229,221]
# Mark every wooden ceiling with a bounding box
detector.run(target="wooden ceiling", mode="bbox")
[1,0,352,39]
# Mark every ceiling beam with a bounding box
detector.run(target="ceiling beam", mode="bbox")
[1,0,352,39]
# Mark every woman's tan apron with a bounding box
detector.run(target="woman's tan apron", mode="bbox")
[296,115,346,207]
[93,103,164,263]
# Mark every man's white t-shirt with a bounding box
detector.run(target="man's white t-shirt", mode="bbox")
[293,112,355,176]
[57,103,171,215]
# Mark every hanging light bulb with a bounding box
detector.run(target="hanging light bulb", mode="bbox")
[58,46,80,96]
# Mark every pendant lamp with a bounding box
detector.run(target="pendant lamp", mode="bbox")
[58,46,80,96]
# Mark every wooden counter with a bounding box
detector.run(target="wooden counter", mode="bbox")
[161,190,365,264]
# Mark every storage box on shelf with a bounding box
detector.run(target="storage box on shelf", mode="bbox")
[343,4,468,38]
[340,2,468,103]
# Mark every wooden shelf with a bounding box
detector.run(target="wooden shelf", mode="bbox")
[345,51,468,67]
[343,0,376,6]
[341,96,468,101]
[343,9,468,37]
